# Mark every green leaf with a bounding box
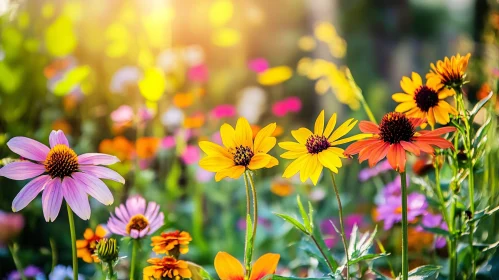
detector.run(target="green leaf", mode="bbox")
[296,195,312,233]
[308,201,314,229]
[421,227,452,237]
[274,213,308,234]
[408,265,441,279]
[450,119,466,136]
[472,117,491,150]
[311,223,339,271]
[348,253,388,265]
[245,214,253,267]
[165,161,182,199]
[470,91,493,123]
[45,16,77,57]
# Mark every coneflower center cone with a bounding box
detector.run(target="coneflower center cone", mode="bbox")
[44,144,79,178]
[306,135,331,154]
[126,214,149,234]
[379,112,415,144]
[233,145,254,166]
[414,86,439,112]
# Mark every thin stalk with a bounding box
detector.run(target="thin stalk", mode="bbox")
[246,171,258,275]
[400,171,409,280]
[66,204,78,280]
[359,96,377,124]
[107,261,115,280]
[329,171,350,280]
[50,238,57,272]
[130,239,138,280]
[310,234,335,273]
[242,172,251,277]
[8,243,26,280]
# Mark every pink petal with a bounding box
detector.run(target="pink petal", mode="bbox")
[71,172,114,206]
[49,130,69,148]
[7,137,50,161]
[12,175,51,212]
[139,226,150,238]
[79,165,125,184]
[0,161,45,180]
[42,178,64,222]
[78,153,120,165]
[61,177,91,220]
[126,196,146,216]
[130,229,140,239]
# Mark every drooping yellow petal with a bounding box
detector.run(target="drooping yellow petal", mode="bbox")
[199,155,235,172]
[282,154,309,178]
[323,113,337,138]
[254,123,276,152]
[314,110,325,135]
[309,163,323,185]
[248,153,272,170]
[199,141,231,158]
[215,165,245,181]
[300,154,318,182]
[291,128,313,144]
[220,124,237,149]
[235,117,253,149]
[249,253,280,280]
[214,252,245,280]
[328,119,357,142]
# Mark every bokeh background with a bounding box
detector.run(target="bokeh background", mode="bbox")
[0,0,497,279]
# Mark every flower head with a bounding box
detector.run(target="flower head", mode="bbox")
[393,72,457,128]
[151,230,192,256]
[344,112,455,172]
[376,193,428,230]
[143,257,192,280]
[96,238,119,263]
[199,118,278,181]
[426,53,471,90]
[107,196,164,239]
[214,252,279,280]
[76,225,107,263]
[279,110,367,185]
[0,130,124,221]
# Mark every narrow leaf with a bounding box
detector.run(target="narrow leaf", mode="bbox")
[274,213,309,234]
[296,195,312,233]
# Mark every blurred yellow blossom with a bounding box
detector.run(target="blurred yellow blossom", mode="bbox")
[298,36,316,52]
[257,66,293,86]
[106,23,129,58]
[139,67,166,102]
[314,22,337,43]
[209,0,233,27]
[212,28,240,47]
[45,16,76,57]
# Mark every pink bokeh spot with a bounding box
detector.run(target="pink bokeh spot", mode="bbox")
[272,96,303,117]
[211,104,236,119]
[111,105,134,124]
[161,136,176,150]
[248,58,269,73]
[181,145,200,165]
[188,64,209,83]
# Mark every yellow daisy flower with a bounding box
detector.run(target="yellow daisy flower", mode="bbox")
[278,110,368,185]
[426,53,471,90]
[393,72,457,128]
[199,118,278,181]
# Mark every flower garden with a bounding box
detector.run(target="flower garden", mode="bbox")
[0,1,498,280]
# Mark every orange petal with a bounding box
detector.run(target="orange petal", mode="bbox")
[358,121,380,134]
[250,253,280,280]
[95,225,107,238]
[83,228,94,240]
[344,139,379,156]
[214,252,245,280]
[400,141,421,156]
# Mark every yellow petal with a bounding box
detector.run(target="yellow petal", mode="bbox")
[395,102,415,113]
[278,141,307,152]
[265,156,279,168]
[330,133,372,146]
[400,76,415,94]
[235,117,253,149]
[199,155,235,172]
[314,110,325,135]
[255,137,276,154]
[301,154,318,182]
[427,108,436,128]
[291,128,313,144]
[220,124,236,148]
[215,166,245,181]
[76,240,88,249]
[199,141,231,157]
[318,149,343,170]
[392,93,414,102]
[249,253,280,280]
[248,153,272,170]
[433,105,450,125]
[323,113,337,138]
[282,154,309,178]
[328,119,357,142]
[411,72,423,88]
[95,225,107,238]
[309,163,323,186]
[214,252,245,280]
[280,150,308,159]
[254,123,276,152]
[83,228,94,240]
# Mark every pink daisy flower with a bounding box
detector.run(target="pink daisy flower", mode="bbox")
[0,130,124,222]
[107,196,164,239]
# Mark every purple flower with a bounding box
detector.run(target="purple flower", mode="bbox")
[420,213,448,249]
[0,130,124,222]
[376,193,428,230]
[8,265,43,280]
[358,159,392,182]
[321,214,366,248]
[382,175,409,198]
[107,196,164,239]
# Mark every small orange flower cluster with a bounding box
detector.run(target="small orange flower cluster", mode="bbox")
[143,230,193,280]
[76,225,107,263]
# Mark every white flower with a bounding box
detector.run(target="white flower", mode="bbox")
[161,106,184,127]
[237,86,267,123]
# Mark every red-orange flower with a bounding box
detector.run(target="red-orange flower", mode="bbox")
[99,136,135,161]
[344,112,455,172]
[151,230,192,255]
[76,225,107,263]
[136,137,160,159]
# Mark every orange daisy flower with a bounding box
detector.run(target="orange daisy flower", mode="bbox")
[143,257,192,280]
[426,53,471,90]
[151,230,192,256]
[344,112,455,172]
[214,252,279,280]
[76,225,107,263]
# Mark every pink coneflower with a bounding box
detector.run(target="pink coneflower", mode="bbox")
[0,130,123,221]
[107,196,164,239]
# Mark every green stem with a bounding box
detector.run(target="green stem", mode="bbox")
[246,171,258,275]
[107,261,115,280]
[8,243,27,280]
[130,239,138,280]
[66,204,78,280]
[243,172,251,277]
[50,238,57,273]
[310,234,335,273]
[329,171,350,279]
[400,171,409,280]
[359,96,377,124]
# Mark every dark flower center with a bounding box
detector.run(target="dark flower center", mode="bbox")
[306,135,331,154]
[44,144,79,178]
[126,214,150,234]
[379,112,415,144]
[233,145,254,166]
[414,86,439,112]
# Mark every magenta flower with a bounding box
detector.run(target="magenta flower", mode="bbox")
[210,104,236,119]
[248,58,269,73]
[271,96,302,117]
[188,64,209,82]
[321,214,366,248]
[0,130,124,222]
[180,145,200,165]
[107,195,164,239]
[376,193,428,230]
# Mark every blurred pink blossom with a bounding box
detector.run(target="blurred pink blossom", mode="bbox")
[211,132,223,145]
[196,167,214,182]
[161,136,176,150]
[188,64,209,82]
[272,96,302,117]
[111,105,134,124]
[181,145,200,165]
[211,104,236,119]
[0,211,24,247]
[248,58,269,73]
